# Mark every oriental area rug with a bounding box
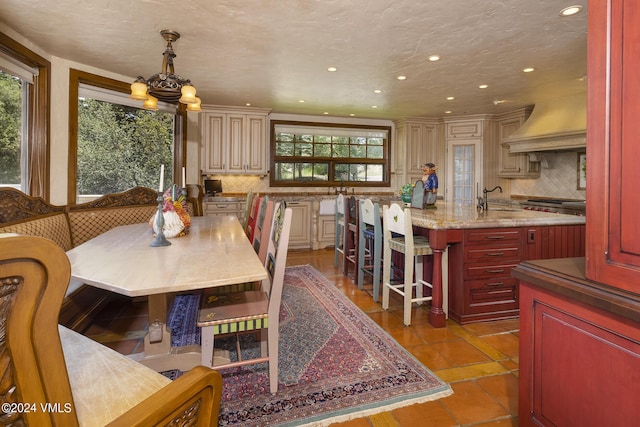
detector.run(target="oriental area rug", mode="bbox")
[166,265,452,427]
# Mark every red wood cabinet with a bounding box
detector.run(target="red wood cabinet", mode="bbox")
[448,225,584,324]
[515,258,640,426]
[586,0,640,290]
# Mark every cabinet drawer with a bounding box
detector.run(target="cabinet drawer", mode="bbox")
[204,202,240,214]
[464,246,522,263]
[464,277,519,315]
[465,228,522,245]
[464,262,520,280]
[447,120,483,138]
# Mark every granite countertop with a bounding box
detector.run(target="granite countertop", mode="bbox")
[409,202,585,229]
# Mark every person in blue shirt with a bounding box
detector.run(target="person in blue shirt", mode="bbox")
[421,163,438,208]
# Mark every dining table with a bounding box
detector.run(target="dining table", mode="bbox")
[66,215,268,372]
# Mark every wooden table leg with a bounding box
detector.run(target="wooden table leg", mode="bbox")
[428,229,447,328]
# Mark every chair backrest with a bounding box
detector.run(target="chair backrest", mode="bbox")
[263,202,293,310]
[359,198,380,228]
[411,180,425,209]
[335,193,345,216]
[0,234,80,426]
[245,195,261,241]
[252,196,269,253]
[241,191,254,230]
[346,196,358,225]
[383,203,415,246]
[256,200,275,264]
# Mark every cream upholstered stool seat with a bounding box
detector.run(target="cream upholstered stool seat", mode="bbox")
[382,203,434,326]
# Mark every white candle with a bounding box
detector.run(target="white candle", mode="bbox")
[182,166,186,189]
[159,164,164,192]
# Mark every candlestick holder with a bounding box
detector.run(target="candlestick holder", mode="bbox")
[150,192,171,247]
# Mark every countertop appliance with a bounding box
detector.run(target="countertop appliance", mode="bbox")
[519,199,586,216]
[204,179,222,196]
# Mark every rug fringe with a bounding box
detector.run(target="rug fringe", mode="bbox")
[292,388,454,426]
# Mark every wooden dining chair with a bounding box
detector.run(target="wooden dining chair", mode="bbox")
[0,233,223,426]
[245,195,262,242]
[343,196,359,281]
[382,203,434,326]
[241,191,254,230]
[198,202,293,395]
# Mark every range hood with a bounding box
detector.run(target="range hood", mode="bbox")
[504,93,586,153]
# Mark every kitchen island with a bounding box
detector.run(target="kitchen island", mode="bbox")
[409,203,585,326]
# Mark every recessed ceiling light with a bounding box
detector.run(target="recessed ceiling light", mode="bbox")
[479,84,488,89]
[371,105,378,109]
[323,112,329,115]
[246,103,251,106]
[298,100,305,103]
[327,66,337,72]
[397,75,407,80]
[428,55,440,62]
[523,67,535,73]
[350,113,356,117]
[446,96,455,100]
[373,89,382,94]
[445,110,452,114]
[560,5,582,16]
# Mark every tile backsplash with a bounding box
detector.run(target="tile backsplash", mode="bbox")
[510,151,586,200]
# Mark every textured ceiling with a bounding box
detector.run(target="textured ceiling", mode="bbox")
[0,0,587,120]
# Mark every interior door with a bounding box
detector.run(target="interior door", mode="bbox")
[446,139,483,206]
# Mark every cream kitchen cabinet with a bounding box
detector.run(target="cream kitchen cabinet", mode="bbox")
[446,119,483,138]
[200,106,271,174]
[497,107,540,178]
[286,201,312,249]
[394,119,439,184]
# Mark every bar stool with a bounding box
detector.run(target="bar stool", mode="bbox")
[343,196,359,281]
[382,203,433,326]
[357,199,382,301]
[334,194,346,267]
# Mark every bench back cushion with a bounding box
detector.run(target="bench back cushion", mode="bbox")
[68,205,157,246]
[0,213,73,251]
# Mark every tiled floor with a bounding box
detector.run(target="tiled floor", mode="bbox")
[81,247,519,427]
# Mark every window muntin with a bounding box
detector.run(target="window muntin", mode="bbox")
[270,121,390,187]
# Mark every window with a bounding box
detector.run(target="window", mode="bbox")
[69,70,186,204]
[0,31,50,197]
[270,121,391,187]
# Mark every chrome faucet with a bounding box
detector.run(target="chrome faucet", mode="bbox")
[481,186,503,211]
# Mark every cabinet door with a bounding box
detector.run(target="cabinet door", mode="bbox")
[201,113,226,173]
[447,120,482,138]
[227,114,246,173]
[287,202,311,248]
[245,115,267,173]
[407,123,436,177]
[498,116,540,178]
[586,0,640,291]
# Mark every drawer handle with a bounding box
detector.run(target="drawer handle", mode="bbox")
[485,281,504,287]
[486,252,504,257]
[486,235,505,240]
[484,268,505,274]
[287,202,300,205]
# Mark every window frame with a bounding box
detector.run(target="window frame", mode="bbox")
[269,120,391,188]
[0,31,51,198]
[68,69,187,204]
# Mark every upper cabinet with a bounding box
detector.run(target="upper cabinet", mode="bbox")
[497,108,540,178]
[200,106,271,174]
[394,118,439,184]
[586,0,640,292]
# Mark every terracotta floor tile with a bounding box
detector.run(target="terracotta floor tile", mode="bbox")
[411,322,464,343]
[476,373,519,416]
[367,311,406,331]
[480,333,520,359]
[461,321,517,337]
[392,400,457,426]
[407,343,457,370]
[329,416,372,427]
[472,418,519,427]
[434,361,509,383]
[441,381,510,425]
[386,327,424,347]
[430,340,493,366]
[498,359,519,372]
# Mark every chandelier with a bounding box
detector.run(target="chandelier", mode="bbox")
[130,30,201,112]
